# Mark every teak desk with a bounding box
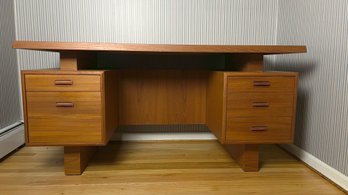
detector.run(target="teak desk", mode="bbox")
[13,41,306,175]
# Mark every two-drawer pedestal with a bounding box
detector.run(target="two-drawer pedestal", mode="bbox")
[21,70,118,146]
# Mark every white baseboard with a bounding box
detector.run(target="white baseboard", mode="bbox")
[281,144,348,191]
[0,124,25,159]
[0,121,23,134]
[112,132,217,141]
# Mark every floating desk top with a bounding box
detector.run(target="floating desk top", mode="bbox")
[13,41,306,55]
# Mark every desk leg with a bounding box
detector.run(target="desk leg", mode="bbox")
[64,146,97,175]
[224,144,259,172]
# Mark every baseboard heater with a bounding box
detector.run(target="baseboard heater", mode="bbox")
[0,122,25,159]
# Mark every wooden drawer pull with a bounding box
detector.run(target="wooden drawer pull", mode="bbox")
[55,102,74,107]
[252,102,269,108]
[253,81,271,87]
[250,126,268,132]
[54,80,73,85]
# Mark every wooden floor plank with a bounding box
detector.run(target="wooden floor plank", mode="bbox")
[0,141,344,195]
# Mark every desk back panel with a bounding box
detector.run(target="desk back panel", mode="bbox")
[118,70,207,125]
[99,53,223,125]
[98,52,262,126]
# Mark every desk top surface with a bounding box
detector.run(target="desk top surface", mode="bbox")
[13,41,306,55]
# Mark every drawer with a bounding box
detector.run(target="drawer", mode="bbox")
[225,117,293,144]
[227,92,295,117]
[26,92,103,145]
[227,76,295,93]
[25,74,101,92]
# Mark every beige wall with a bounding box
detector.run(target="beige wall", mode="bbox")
[273,0,348,176]
[14,0,278,70]
[10,0,347,177]
[0,0,21,130]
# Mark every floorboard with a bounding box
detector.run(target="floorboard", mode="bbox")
[0,141,344,195]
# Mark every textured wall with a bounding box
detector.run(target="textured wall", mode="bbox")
[12,0,348,177]
[15,0,278,69]
[0,0,22,129]
[274,0,348,176]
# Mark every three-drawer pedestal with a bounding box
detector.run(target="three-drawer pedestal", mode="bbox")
[207,71,297,144]
[206,72,298,171]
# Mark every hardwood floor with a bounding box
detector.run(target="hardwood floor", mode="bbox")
[0,141,344,195]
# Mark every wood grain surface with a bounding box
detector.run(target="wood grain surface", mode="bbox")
[225,117,293,144]
[22,70,118,146]
[206,71,226,142]
[25,74,101,92]
[103,71,119,143]
[226,92,294,117]
[227,76,296,93]
[26,92,103,145]
[60,52,97,71]
[64,146,97,175]
[0,141,344,195]
[118,70,207,125]
[225,54,264,71]
[224,144,259,172]
[13,41,307,54]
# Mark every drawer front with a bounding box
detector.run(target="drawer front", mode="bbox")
[227,76,295,93]
[25,74,101,92]
[26,92,103,145]
[225,117,293,144]
[227,92,294,117]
